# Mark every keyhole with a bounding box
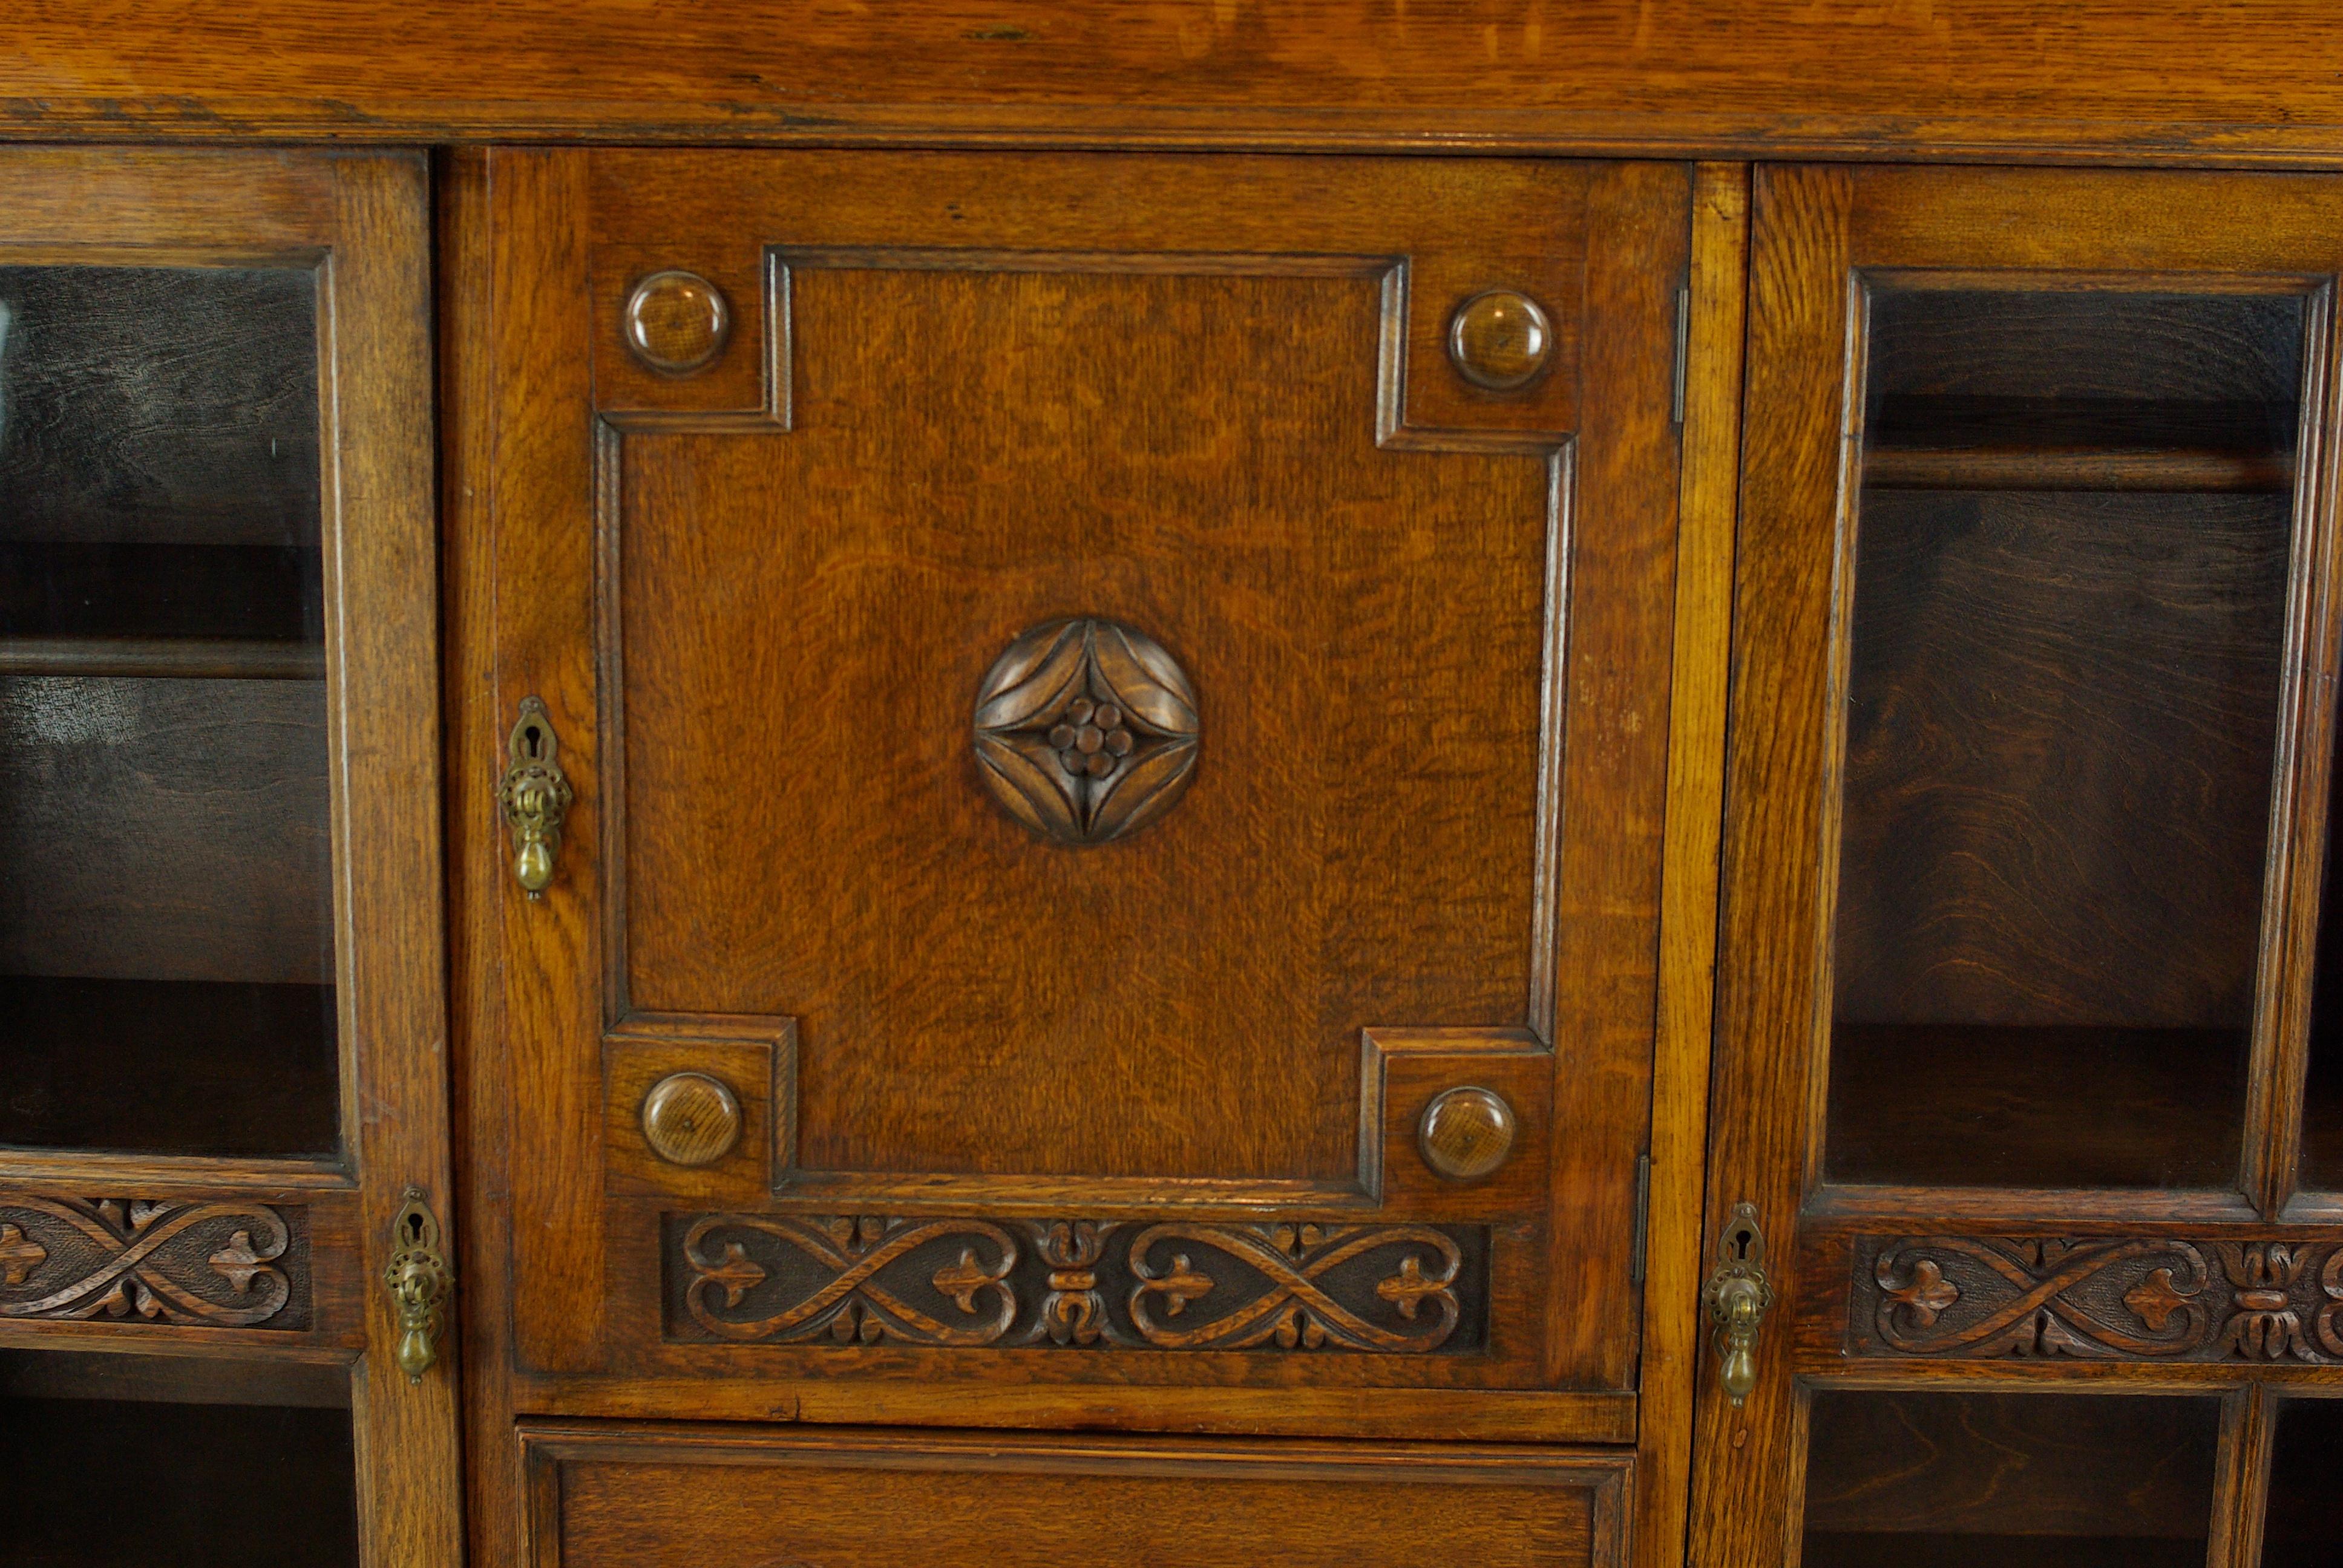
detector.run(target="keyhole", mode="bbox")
[400,1214,425,1247]
[521,724,545,760]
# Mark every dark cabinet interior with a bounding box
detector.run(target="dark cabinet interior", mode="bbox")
[2261,1396,2343,1567]
[1801,1389,2224,1568]
[1826,284,2308,1191]
[2302,754,2343,1191]
[0,262,337,1161]
[0,1349,359,1568]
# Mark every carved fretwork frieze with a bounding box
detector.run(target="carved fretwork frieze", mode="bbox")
[0,1195,309,1330]
[670,1215,1487,1353]
[1849,1235,2343,1363]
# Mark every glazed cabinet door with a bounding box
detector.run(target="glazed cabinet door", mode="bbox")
[1694,165,2343,1568]
[453,149,1687,1453]
[0,151,458,1564]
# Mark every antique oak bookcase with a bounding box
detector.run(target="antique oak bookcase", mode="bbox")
[3,8,2343,1568]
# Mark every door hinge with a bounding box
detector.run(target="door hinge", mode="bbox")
[1671,284,1691,426]
[1630,1152,1652,1285]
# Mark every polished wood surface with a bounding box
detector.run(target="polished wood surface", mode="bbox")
[526,1422,1630,1568]
[1634,160,1745,1568]
[16,3,2343,163]
[452,145,1684,1440]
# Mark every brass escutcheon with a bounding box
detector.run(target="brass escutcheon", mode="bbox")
[383,1189,452,1385]
[1702,1201,1774,1407]
[497,697,572,900]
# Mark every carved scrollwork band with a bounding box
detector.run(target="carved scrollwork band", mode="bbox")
[672,1215,1484,1353]
[0,1195,307,1329]
[1849,1235,2343,1363]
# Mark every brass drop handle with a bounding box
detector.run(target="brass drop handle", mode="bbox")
[1702,1201,1774,1408]
[497,697,573,899]
[383,1189,452,1385]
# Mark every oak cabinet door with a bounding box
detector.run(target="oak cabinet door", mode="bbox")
[1696,165,2343,1568]
[457,149,1686,1444]
[0,149,457,1566]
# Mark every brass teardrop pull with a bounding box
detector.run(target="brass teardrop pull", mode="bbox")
[497,697,573,900]
[1702,1202,1774,1408]
[383,1189,452,1385]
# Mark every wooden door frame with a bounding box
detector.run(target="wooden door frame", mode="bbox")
[0,146,459,1566]
[1692,162,2343,1567]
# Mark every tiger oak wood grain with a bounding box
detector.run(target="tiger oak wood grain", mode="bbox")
[1801,1389,2223,1542]
[1636,160,1746,1568]
[21,2,2343,165]
[526,1423,1631,1568]
[439,144,530,1568]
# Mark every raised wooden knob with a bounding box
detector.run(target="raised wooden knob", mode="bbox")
[1446,289,1553,391]
[640,1071,742,1166]
[623,269,732,375]
[1417,1085,1517,1182]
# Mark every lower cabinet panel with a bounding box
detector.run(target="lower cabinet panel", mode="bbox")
[524,1422,1633,1568]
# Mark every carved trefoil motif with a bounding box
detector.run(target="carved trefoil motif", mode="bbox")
[972,617,1200,846]
[1851,1235,2343,1363]
[672,1215,1486,1353]
[0,1195,306,1328]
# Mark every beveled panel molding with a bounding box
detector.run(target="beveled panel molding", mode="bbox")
[1848,1234,2343,1362]
[670,1214,1487,1353]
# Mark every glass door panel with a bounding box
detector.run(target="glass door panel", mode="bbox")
[0,263,336,1160]
[0,1348,358,1568]
[2302,753,2343,1190]
[1696,165,2343,1568]
[1802,1390,2223,1568]
[2261,1396,2343,1567]
[1827,284,2305,1190]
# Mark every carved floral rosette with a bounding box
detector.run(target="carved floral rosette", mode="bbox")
[971,617,1201,846]
[672,1215,1486,1353]
[0,1195,306,1329]
[1850,1235,2343,1362]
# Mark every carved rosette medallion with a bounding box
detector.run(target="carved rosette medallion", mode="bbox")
[1850,1235,2343,1363]
[671,1215,1486,1353]
[972,617,1200,846]
[0,1195,306,1328]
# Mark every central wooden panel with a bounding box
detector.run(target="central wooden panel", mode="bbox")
[477,149,1683,1415]
[618,265,1552,1183]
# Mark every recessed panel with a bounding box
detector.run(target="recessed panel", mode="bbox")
[619,265,1553,1184]
[538,1426,1624,1568]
